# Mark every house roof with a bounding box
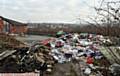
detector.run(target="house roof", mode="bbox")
[0,16,27,26]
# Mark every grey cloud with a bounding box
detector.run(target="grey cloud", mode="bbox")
[1,0,115,23]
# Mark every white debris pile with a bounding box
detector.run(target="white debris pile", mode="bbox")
[46,33,103,63]
[39,33,113,76]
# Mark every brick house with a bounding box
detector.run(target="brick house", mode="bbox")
[0,16,27,34]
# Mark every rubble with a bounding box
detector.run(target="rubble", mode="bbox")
[37,32,113,75]
[0,32,119,76]
[0,33,28,69]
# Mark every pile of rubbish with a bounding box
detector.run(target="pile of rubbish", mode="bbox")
[0,32,120,76]
[37,32,119,76]
[0,42,54,73]
[38,33,108,75]
[0,33,28,61]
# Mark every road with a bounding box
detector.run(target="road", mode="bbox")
[16,35,53,45]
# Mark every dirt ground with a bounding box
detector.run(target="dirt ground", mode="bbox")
[45,62,83,76]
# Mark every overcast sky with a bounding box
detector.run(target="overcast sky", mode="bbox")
[0,0,117,23]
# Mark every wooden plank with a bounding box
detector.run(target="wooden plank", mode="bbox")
[0,50,16,60]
